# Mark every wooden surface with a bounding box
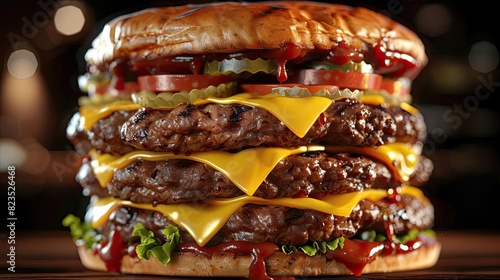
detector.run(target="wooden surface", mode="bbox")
[1,230,499,279]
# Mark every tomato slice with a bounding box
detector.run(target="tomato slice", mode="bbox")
[138,74,233,92]
[381,78,411,97]
[240,84,340,95]
[288,69,383,90]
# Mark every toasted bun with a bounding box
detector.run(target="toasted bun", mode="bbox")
[78,241,441,277]
[86,1,427,69]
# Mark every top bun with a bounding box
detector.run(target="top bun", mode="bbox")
[85,1,427,74]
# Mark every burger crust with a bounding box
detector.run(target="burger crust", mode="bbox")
[78,241,441,276]
[86,1,427,69]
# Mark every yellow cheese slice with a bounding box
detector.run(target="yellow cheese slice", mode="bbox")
[90,145,325,196]
[79,94,332,138]
[80,101,141,130]
[199,94,332,137]
[89,186,424,246]
[324,143,418,182]
[361,95,419,116]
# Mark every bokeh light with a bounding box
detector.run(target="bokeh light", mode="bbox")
[7,49,38,79]
[54,5,85,36]
[468,41,499,73]
[0,138,27,171]
[415,4,452,37]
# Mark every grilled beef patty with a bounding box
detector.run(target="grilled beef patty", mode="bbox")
[78,151,432,204]
[68,99,425,155]
[97,193,434,246]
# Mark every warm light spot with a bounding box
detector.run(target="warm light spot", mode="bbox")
[469,41,499,73]
[54,5,85,36]
[0,138,27,171]
[7,50,38,79]
[415,4,452,37]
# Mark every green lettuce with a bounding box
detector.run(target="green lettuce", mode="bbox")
[357,228,437,244]
[281,237,345,256]
[62,214,101,249]
[132,223,181,264]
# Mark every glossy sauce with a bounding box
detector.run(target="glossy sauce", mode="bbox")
[325,238,385,276]
[373,40,420,79]
[92,232,433,277]
[93,229,126,272]
[180,241,293,280]
[108,42,419,90]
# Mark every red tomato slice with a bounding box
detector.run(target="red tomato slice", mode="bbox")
[240,84,340,95]
[89,82,140,97]
[288,69,383,90]
[138,74,233,92]
[381,78,411,97]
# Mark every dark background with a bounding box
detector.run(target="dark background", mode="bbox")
[0,0,498,233]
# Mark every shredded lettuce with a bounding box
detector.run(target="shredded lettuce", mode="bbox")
[132,223,181,264]
[62,214,101,249]
[281,237,345,256]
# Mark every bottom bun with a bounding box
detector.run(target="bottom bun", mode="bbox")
[77,241,441,277]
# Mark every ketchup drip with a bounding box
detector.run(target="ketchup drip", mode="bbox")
[325,238,385,276]
[180,241,293,280]
[373,39,420,78]
[272,43,303,83]
[189,59,203,75]
[95,230,126,273]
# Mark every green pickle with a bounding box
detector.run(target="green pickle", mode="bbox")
[203,58,277,75]
[132,82,237,109]
[306,61,374,73]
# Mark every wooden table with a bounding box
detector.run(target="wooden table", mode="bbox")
[1,230,499,279]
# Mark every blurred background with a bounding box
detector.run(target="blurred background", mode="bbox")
[0,0,498,232]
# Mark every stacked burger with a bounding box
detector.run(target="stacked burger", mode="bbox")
[64,1,440,278]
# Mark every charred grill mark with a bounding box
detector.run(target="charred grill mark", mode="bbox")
[150,169,158,179]
[285,208,305,222]
[228,105,252,122]
[259,5,287,16]
[176,6,203,19]
[131,108,150,124]
[178,104,197,117]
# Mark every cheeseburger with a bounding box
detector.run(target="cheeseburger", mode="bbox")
[64,1,440,278]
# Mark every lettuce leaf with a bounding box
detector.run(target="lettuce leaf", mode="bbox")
[132,223,180,265]
[62,214,100,249]
[357,228,437,244]
[281,237,345,256]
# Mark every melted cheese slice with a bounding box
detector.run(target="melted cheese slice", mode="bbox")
[89,186,424,246]
[80,101,141,130]
[79,94,332,137]
[361,95,419,115]
[91,143,419,199]
[90,146,325,196]
[325,143,418,182]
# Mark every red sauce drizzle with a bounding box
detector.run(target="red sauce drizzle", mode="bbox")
[325,238,385,276]
[180,241,293,280]
[94,230,126,273]
[189,58,203,75]
[275,58,288,83]
[373,39,420,78]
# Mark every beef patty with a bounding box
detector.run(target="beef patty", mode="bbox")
[78,151,432,204]
[97,193,434,246]
[68,98,426,155]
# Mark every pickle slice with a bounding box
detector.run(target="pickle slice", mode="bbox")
[306,61,374,74]
[203,58,277,75]
[271,86,363,101]
[132,82,237,108]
